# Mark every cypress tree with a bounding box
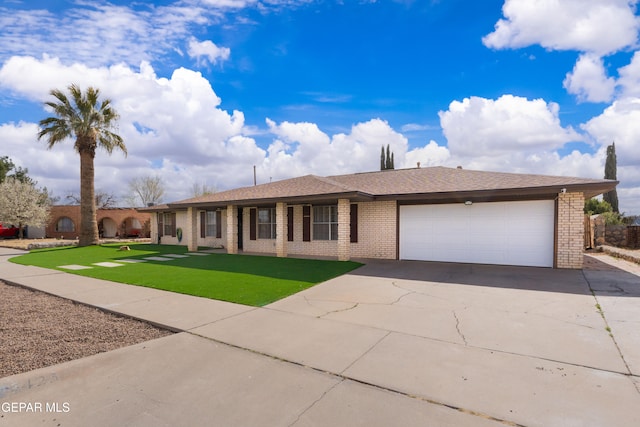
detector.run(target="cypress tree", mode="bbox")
[380,144,395,170]
[385,144,391,169]
[603,142,619,213]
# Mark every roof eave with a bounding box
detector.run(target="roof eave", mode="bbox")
[167,191,374,209]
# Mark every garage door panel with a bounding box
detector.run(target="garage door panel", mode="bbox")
[400,200,554,267]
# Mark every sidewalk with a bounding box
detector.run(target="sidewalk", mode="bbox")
[2,247,640,427]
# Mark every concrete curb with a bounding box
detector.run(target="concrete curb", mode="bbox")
[598,245,640,265]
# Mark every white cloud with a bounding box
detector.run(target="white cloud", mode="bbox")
[195,0,258,7]
[579,98,640,213]
[483,0,640,55]
[0,55,448,204]
[265,118,408,176]
[0,56,252,200]
[563,53,616,103]
[582,97,640,165]
[187,38,231,66]
[403,141,451,169]
[439,95,581,156]
[0,3,211,67]
[618,50,640,98]
[400,123,435,132]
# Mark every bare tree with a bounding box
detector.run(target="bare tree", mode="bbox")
[66,190,118,209]
[190,182,216,198]
[127,175,165,207]
[0,178,50,238]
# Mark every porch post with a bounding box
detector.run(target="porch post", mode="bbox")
[276,202,287,257]
[186,207,198,252]
[337,198,350,261]
[226,204,238,254]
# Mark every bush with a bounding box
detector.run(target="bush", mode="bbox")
[601,211,623,225]
[584,198,612,215]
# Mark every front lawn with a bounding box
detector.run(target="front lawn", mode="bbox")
[10,244,362,306]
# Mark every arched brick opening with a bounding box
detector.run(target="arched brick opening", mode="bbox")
[99,217,118,238]
[46,206,151,239]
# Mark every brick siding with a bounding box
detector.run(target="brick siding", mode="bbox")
[556,192,585,269]
[350,201,397,259]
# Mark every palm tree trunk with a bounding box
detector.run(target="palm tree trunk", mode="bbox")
[79,150,99,246]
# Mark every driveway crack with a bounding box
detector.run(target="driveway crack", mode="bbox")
[582,270,639,394]
[389,281,416,305]
[317,302,360,318]
[453,310,468,346]
[288,379,344,426]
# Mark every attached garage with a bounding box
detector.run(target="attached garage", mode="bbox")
[399,200,555,267]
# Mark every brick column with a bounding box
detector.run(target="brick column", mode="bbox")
[337,198,350,261]
[276,202,287,257]
[556,192,585,269]
[226,205,238,254]
[186,207,198,252]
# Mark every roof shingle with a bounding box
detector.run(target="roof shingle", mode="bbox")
[148,166,616,210]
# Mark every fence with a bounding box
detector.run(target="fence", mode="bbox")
[584,216,640,249]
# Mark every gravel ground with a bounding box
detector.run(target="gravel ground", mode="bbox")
[0,281,172,378]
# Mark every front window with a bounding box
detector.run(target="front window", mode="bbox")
[313,206,338,240]
[163,213,173,236]
[258,207,276,239]
[206,211,216,237]
[56,217,75,232]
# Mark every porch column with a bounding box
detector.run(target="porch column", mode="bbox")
[186,207,198,252]
[337,198,350,261]
[151,212,159,244]
[275,202,287,257]
[226,204,238,254]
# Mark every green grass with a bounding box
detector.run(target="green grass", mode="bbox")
[10,244,362,306]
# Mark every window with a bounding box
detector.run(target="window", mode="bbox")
[205,211,216,237]
[258,207,276,239]
[56,217,75,232]
[163,213,173,236]
[313,206,338,240]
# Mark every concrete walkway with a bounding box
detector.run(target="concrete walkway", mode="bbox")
[1,247,640,427]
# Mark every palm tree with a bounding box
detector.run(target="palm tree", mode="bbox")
[38,84,126,246]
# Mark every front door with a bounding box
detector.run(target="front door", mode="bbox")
[237,208,243,250]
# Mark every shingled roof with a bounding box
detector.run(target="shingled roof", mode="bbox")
[141,166,617,211]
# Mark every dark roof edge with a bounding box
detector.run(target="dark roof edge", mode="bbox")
[377,181,619,202]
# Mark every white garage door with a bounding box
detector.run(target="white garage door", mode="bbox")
[399,200,555,267]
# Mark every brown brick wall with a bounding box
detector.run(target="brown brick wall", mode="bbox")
[47,206,150,240]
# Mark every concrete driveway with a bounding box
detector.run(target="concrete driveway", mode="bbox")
[1,249,639,427]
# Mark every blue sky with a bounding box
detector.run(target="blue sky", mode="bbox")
[0,0,639,213]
